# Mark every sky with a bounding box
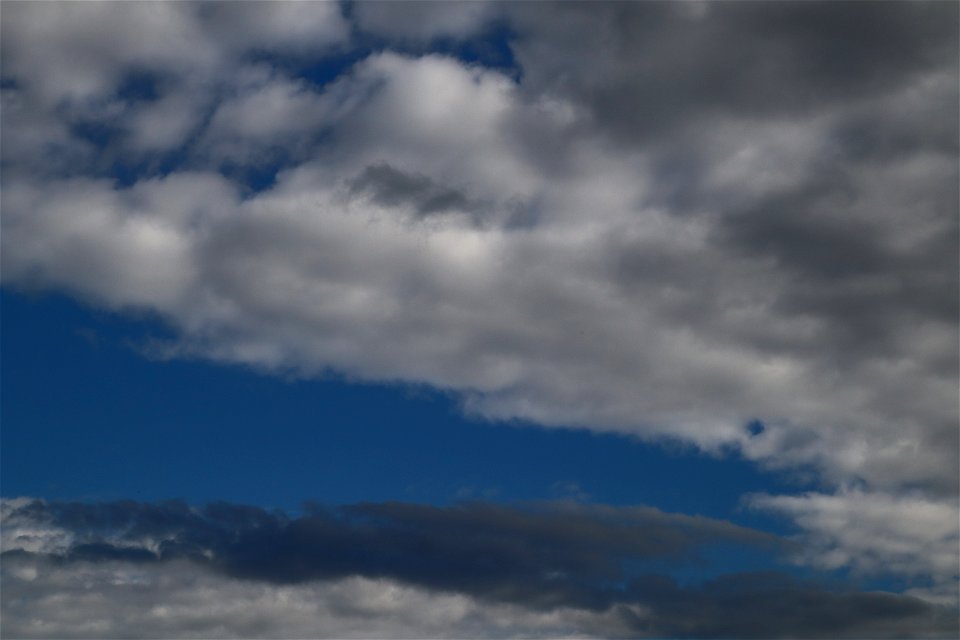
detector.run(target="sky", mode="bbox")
[0,1,958,638]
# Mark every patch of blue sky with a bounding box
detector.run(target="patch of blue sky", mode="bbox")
[2,288,803,534]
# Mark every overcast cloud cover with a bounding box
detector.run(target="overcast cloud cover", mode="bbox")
[1,1,958,637]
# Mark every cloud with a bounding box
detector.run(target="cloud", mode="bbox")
[749,489,960,605]
[618,571,958,640]
[0,498,779,608]
[0,1,349,172]
[2,498,957,639]
[1,0,957,601]
[349,163,479,220]
[6,557,956,640]
[1,172,236,309]
[352,1,500,44]
[0,2,216,107]
[506,1,957,145]
[197,66,335,169]
[1,557,646,640]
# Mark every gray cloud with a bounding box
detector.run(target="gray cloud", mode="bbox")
[6,556,956,640]
[0,498,779,609]
[617,571,958,639]
[507,1,958,145]
[2,557,639,639]
[352,0,499,44]
[349,163,477,218]
[2,498,957,639]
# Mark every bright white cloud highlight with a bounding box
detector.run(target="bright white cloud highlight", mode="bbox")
[750,490,960,599]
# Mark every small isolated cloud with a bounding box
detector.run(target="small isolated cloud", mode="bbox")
[2,498,957,639]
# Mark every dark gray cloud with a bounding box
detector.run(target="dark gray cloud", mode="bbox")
[2,498,956,639]
[349,163,477,217]
[507,0,958,391]
[617,571,959,639]
[508,1,958,144]
[510,0,959,383]
[715,172,959,367]
[1,498,778,610]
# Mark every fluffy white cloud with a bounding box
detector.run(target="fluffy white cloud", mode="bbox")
[749,490,960,603]
[2,173,235,310]
[0,2,218,108]
[0,1,349,163]
[1,556,641,639]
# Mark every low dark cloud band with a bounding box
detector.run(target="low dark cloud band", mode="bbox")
[3,498,957,638]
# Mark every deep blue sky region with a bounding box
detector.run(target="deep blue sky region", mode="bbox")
[2,289,787,520]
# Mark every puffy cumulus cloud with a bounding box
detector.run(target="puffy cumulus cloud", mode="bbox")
[0,1,348,106]
[0,2,217,107]
[2,498,957,639]
[749,490,960,604]
[197,66,336,168]
[1,0,957,600]
[1,173,236,310]
[0,1,349,172]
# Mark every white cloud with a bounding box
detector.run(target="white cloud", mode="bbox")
[0,2,218,108]
[749,489,960,596]
[0,556,638,639]
[2,173,236,311]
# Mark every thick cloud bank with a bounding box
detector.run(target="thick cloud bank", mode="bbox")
[2,498,957,639]
[2,0,958,616]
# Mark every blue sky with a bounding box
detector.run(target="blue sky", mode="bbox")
[2,288,792,524]
[1,2,957,638]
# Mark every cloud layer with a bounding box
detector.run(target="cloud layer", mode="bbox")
[3,497,956,639]
[1,0,957,614]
